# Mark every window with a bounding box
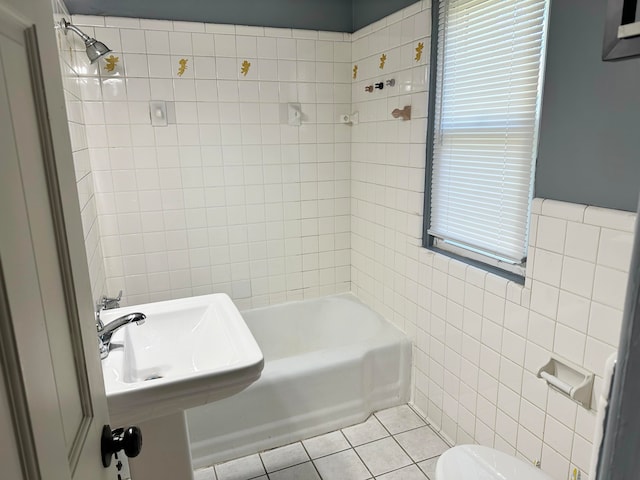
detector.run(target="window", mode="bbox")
[426,0,550,277]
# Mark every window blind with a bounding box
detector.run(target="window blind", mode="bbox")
[428,0,549,265]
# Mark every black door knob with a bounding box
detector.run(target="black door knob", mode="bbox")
[101,424,143,467]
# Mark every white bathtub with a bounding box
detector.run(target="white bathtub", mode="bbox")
[187,294,411,467]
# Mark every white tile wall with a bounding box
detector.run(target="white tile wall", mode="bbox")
[66,14,353,308]
[54,0,107,303]
[350,4,636,480]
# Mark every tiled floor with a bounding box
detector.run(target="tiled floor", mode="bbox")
[194,405,450,480]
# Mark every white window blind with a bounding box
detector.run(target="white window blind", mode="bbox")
[428,0,549,265]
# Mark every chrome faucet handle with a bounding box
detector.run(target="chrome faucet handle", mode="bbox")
[99,290,123,310]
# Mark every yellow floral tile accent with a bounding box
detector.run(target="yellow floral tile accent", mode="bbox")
[415,42,424,62]
[241,60,251,76]
[379,53,387,69]
[104,55,119,73]
[353,64,358,80]
[177,58,188,77]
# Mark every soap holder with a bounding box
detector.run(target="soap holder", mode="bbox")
[537,357,594,409]
[338,112,359,125]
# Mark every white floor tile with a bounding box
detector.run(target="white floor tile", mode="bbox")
[194,466,216,480]
[355,437,412,476]
[375,464,428,479]
[417,457,439,479]
[303,430,351,459]
[269,462,320,480]
[342,415,389,447]
[260,442,309,472]
[215,453,265,480]
[394,426,449,462]
[313,449,371,480]
[374,405,426,434]
[211,405,447,480]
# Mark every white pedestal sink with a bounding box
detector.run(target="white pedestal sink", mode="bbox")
[100,294,264,480]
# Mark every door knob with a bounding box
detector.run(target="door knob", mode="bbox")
[101,424,143,467]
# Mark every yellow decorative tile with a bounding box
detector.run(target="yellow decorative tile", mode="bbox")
[415,42,424,62]
[241,60,251,77]
[177,58,188,77]
[379,53,387,70]
[104,54,119,73]
[353,64,358,80]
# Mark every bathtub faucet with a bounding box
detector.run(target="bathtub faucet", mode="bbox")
[98,312,146,359]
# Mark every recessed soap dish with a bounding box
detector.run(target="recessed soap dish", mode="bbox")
[537,357,595,409]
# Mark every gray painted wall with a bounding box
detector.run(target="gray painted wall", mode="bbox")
[352,0,419,31]
[535,0,640,212]
[66,0,351,32]
[65,0,420,33]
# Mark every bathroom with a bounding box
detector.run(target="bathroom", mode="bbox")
[1,0,639,479]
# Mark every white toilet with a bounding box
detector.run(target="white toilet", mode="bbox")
[436,444,552,480]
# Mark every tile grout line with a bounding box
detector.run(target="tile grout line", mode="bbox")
[337,407,432,478]
[298,436,325,480]
[406,402,453,448]
[309,428,376,480]
[345,432,377,480]
[256,448,268,479]
[371,409,422,475]
[371,408,438,479]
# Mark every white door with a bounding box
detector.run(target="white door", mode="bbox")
[0,4,118,480]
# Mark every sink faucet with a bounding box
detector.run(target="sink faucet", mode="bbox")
[98,312,146,359]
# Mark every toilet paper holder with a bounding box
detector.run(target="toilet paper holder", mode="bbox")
[537,357,594,409]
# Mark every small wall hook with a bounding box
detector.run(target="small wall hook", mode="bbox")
[365,85,373,92]
[391,105,411,121]
[374,82,384,90]
[386,79,396,87]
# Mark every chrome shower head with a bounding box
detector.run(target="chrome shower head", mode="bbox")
[85,38,112,63]
[57,18,112,64]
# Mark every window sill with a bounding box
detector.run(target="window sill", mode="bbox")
[424,244,525,285]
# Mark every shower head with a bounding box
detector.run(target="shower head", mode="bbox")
[85,38,112,63]
[57,18,112,64]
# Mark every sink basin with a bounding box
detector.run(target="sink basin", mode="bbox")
[100,294,264,425]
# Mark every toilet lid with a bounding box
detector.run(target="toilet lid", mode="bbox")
[436,445,553,480]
